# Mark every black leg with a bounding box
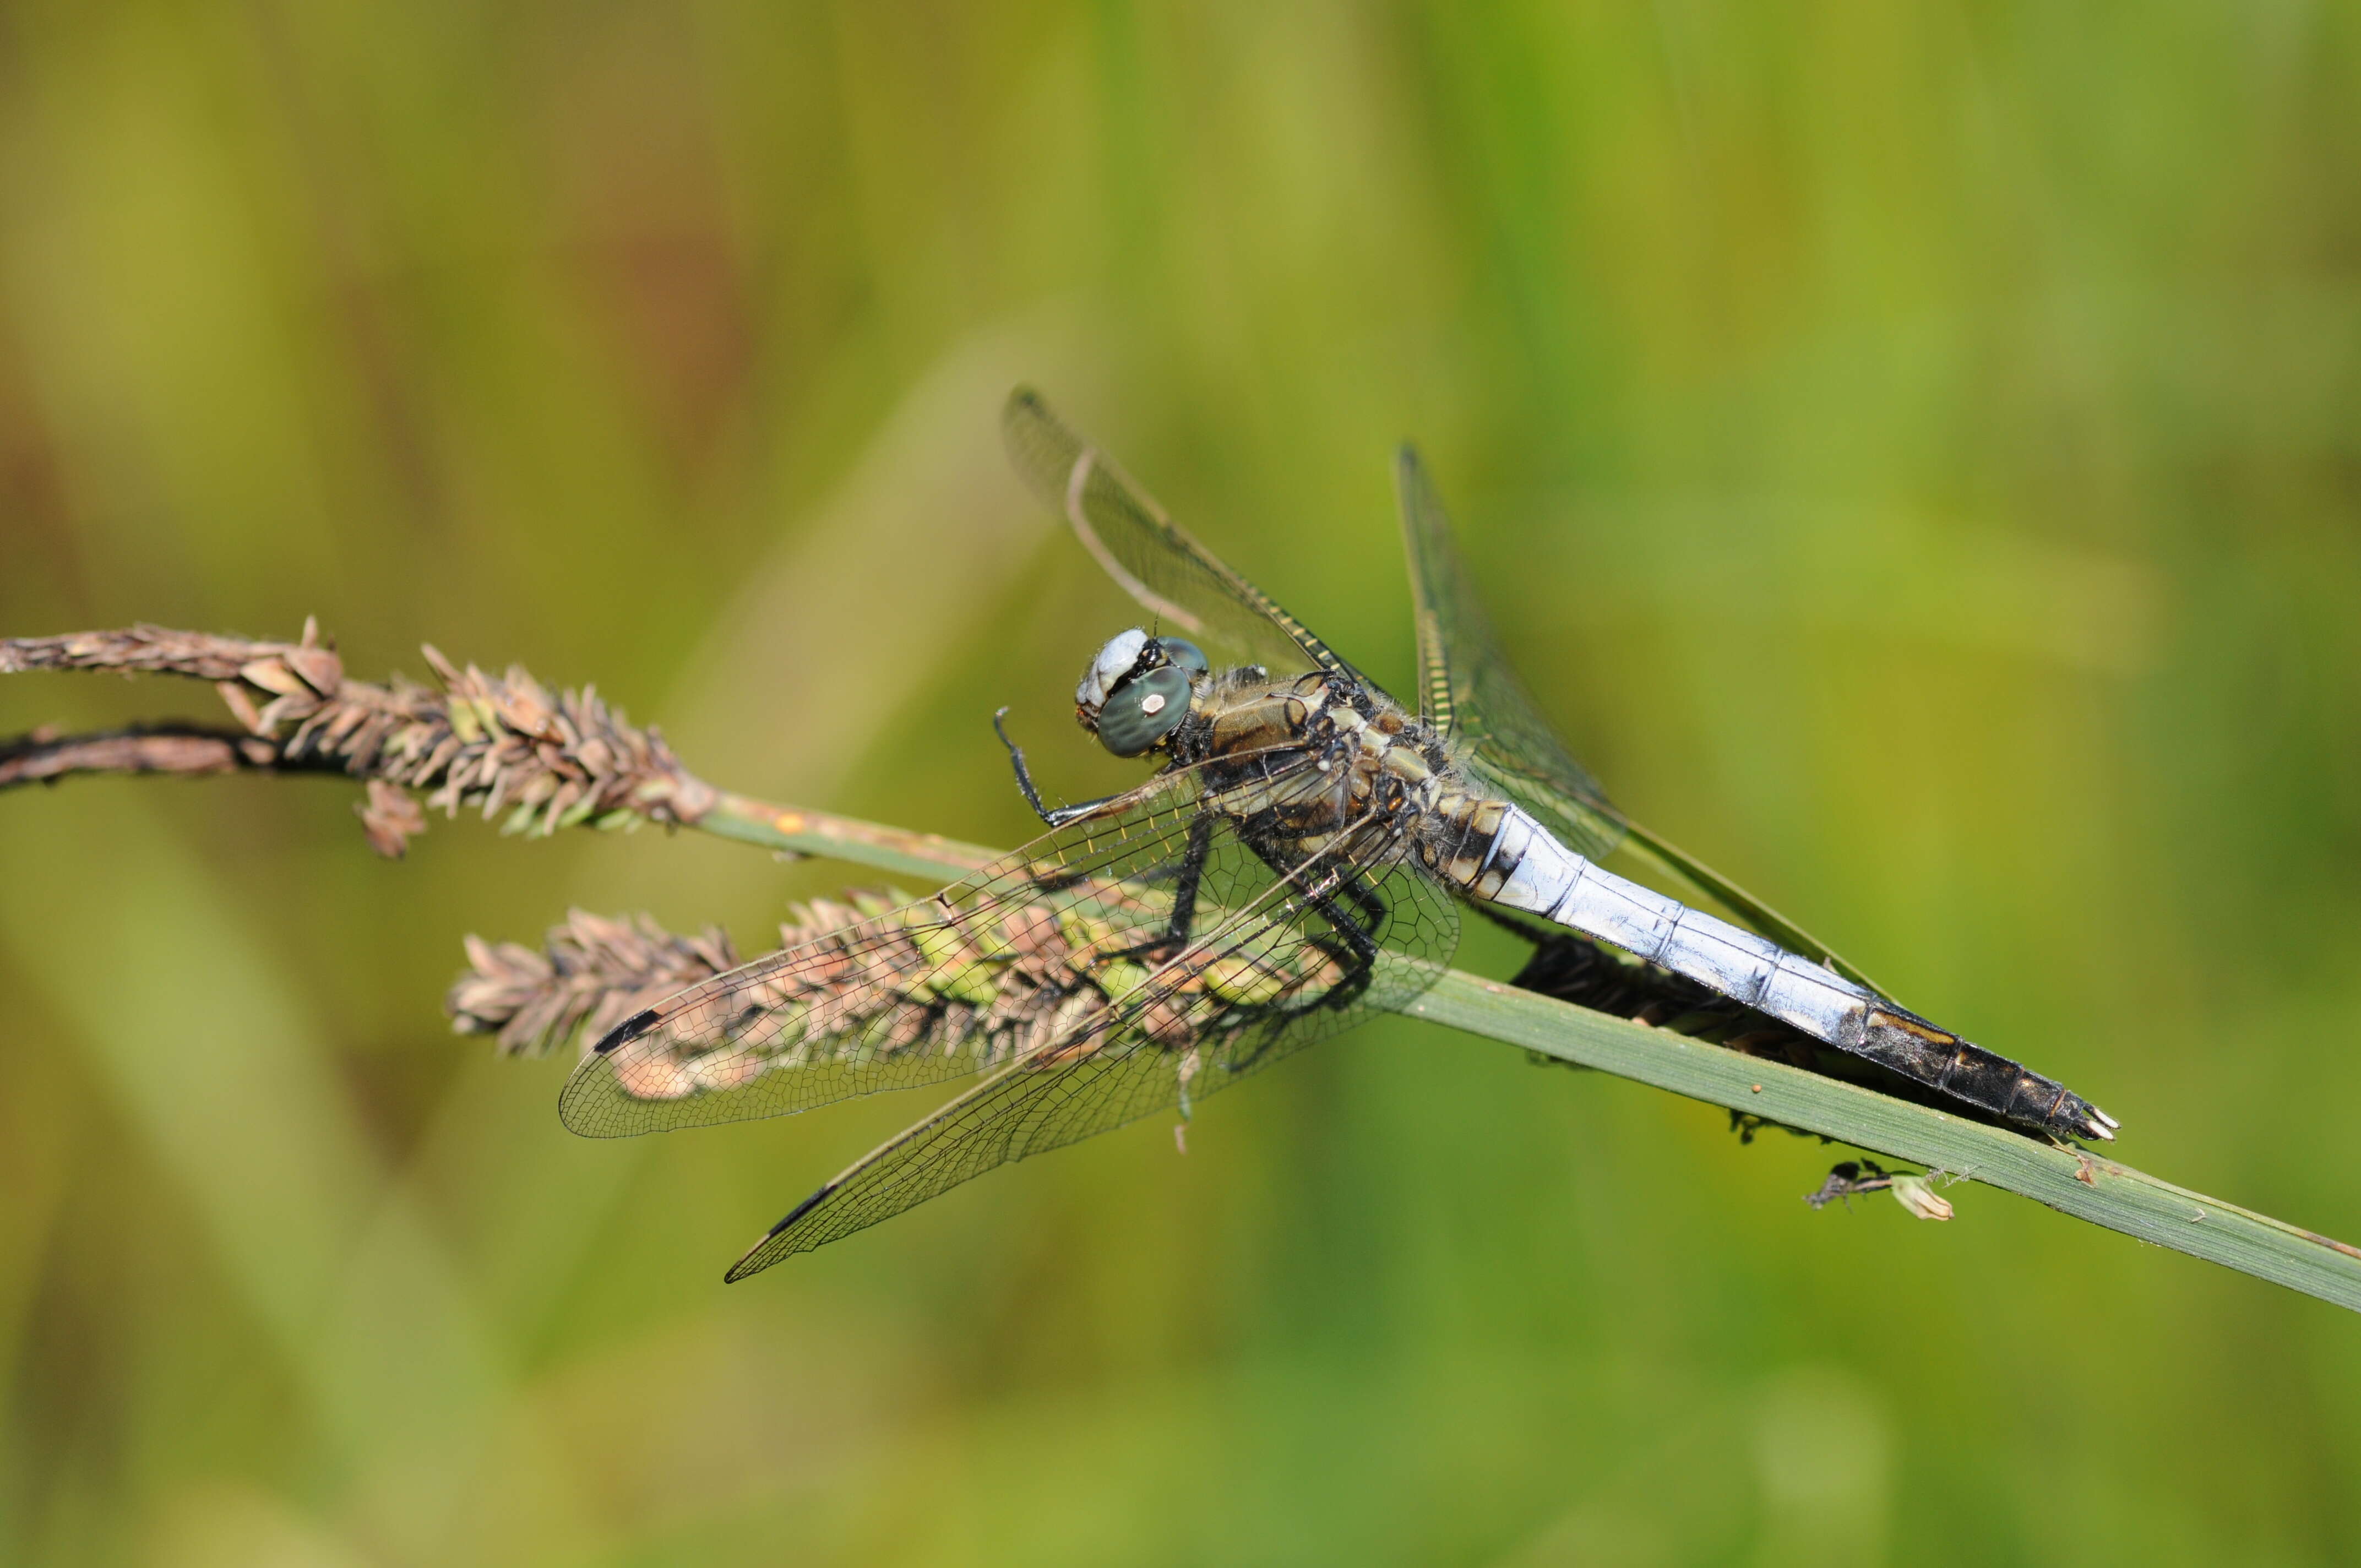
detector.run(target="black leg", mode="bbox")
[1105,810,1216,963]
[994,707,1123,829]
[1299,868,1382,1008]
[1217,850,1386,1058]
[1329,867,1390,948]
[1163,812,1216,947]
[1218,867,1379,1074]
[1253,848,1384,970]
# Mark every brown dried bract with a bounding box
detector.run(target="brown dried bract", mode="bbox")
[357,780,429,859]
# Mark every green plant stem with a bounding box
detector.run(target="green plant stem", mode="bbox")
[697,789,1003,885]
[688,787,2361,1315]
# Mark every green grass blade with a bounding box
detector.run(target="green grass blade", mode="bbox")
[1408,972,2361,1315]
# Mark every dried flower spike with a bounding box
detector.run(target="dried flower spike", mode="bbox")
[448,881,1350,1092]
[2,620,717,856]
[449,909,744,1058]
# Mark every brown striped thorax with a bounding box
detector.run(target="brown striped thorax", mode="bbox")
[1073,628,1520,903]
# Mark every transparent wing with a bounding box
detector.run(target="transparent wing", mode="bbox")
[721,818,1460,1277]
[1395,447,1883,992]
[1396,445,1627,862]
[557,746,1435,1138]
[558,753,1344,1138]
[1004,387,1357,680]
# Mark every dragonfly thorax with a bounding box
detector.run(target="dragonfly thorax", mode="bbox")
[1074,629,1211,758]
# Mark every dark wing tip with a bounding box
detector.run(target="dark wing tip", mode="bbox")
[723,1180,834,1283]
[561,1006,663,1139]
[1003,385,1053,429]
[1000,386,1084,506]
[1393,445,1444,519]
[594,1006,661,1056]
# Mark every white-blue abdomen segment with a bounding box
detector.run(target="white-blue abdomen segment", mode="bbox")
[1466,802,2113,1139]
[1487,805,1875,1047]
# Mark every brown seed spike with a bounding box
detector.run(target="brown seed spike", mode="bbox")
[4,621,723,852]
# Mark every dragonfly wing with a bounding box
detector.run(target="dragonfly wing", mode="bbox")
[723,811,1460,1276]
[1395,447,1886,993]
[561,753,1328,1137]
[1004,387,1359,682]
[1395,445,1626,861]
[1613,819,1883,993]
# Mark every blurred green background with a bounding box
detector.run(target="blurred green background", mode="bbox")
[3,2,2360,1563]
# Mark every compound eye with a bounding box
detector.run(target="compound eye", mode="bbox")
[1094,666,1195,757]
[1154,637,1210,678]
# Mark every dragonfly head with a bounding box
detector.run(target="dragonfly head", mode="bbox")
[1075,629,1211,757]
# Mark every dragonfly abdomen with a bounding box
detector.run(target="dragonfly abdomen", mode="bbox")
[1450,802,2117,1142]
[1848,1006,2113,1135]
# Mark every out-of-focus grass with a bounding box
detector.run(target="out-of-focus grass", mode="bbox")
[4,4,2360,1564]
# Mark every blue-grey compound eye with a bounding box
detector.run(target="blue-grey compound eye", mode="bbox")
[1154,637,1210,677]
[1095,666,1195,757]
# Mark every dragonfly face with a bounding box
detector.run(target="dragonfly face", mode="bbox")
[1074,630,1210,758]
[557,386,2117,1282]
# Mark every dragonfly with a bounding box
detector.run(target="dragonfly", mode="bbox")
[559,388,2116,1281]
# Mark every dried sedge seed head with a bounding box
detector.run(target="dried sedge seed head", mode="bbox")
[453,880,1355,1095]
[1,620,717,857]
[448,896,939,1061]
[449,909,742,1058]
[449,897,933,1060]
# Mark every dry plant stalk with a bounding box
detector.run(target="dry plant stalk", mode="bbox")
[1,619,715,856]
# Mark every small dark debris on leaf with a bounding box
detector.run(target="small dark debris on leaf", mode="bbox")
[1805,1160,1894,1210]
